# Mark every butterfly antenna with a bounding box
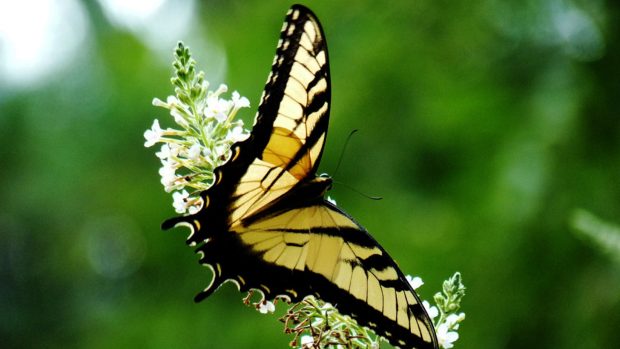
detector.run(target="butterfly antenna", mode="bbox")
[332,129,358,178]
[332,180,383,201]
[329,129,382,201]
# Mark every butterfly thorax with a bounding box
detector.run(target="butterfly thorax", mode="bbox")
[237,174,332,229]
[309,174,332,196]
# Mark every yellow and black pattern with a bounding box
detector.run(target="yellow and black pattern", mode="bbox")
[162,5,437,349]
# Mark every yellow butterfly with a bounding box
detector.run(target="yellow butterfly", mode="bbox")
[163,5,438,349]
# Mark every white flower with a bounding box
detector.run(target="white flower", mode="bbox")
[201,145,212,158]
[170,107,189,127]
[423,300,438,320]
[159,159,178,192]
[213,144,229,161]
[215,83,228,95]
[202,122,215,139]
[204,86,234,123]
[257,300,275,314]
[156,143,181,160]
[445,313,465,330]
[326,196,337,205]
[205,96,232,122]
[172,190,190,214]
[300,335,314,349]
[144,119,163,147]
[320,301,334,310]
[159,158,176,175]
[436,323,459,349]
[166,95,179,105]
[152,97,166,107]
[188,142,202,160]
[152,95,178,108]
[232,90,250,109]
[187,200,201,214]
[406,275,424,290]
[227,125,249,143]
[156,144,171,160]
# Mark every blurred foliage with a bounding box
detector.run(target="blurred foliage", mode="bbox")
[1,0,619,348]
[572,209,620,264]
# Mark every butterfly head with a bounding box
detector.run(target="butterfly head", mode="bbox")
[316,173,333,193]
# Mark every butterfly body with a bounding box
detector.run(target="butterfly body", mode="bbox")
[163,5,438,349]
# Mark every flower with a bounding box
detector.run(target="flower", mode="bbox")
[170,107,189,127]
[326,196,337,205]
[187,200,201,214]
[446,313,465,330]
[214,83,228,95]
[300,335,314,349]
[187,142,202,161]
[257,300,275,314]
[213,143,229,161]
[156,143,180,160]
[152,97,166,108]
[148,42,255,211]
[227,125,249,143]
[144,119,163,147]
[406,275,424,290]
[166,95,179,105]
[232,90,250,109]
[436,322,459,349]
[159,159,178,192]
[423,300,439,320]
[172,190,190,214]
[205,86,233,122]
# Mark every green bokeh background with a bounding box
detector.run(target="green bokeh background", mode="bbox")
[1,1,619,348]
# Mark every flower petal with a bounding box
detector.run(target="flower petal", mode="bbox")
[406,275,424,290]
[144,119,163,147]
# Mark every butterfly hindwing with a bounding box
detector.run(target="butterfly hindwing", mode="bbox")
[162,5,438,349]
[234,202,436,348]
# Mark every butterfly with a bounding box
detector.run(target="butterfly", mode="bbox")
[162,5,438,349]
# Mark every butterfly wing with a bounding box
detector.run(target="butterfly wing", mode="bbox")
[252,4,331,179]
[232,201,438,349]
[163,5,438,349]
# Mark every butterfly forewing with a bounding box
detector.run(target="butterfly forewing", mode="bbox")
[253,5,331,178]
[219,5,332,229]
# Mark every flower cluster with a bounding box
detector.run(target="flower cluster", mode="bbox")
[275,273,466,349]
[279,296,381,349]
[145,42,251,214]
[423,272,466,349]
